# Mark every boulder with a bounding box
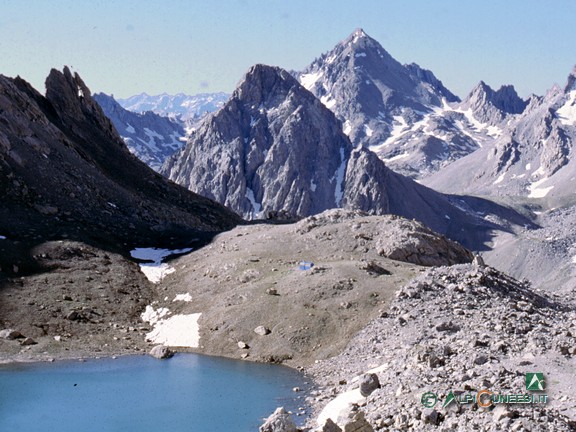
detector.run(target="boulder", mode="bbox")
[259,406,298,432]
[342,411,374,432]
[255,325,271,336]
[0,329,24,340]
[322,418,342,432]
[359,373,380,397]
[149,345,174,359]
[20,337,37,346]
[421,408,441,425]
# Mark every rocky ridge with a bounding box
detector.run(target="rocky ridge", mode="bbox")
[304,264,576,431]
[297,29,520,179]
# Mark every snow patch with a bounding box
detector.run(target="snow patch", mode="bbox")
[382,152,410,163]
[300,71,323,91]
[141,306,201,348]
[370,116,409,152]
[354,52,367,58]
[245,187,263,220]
[0,235,6,240]
[364,125,373,137]
[317,388,365,428]
[493,172,506,185]
[343,121,352,136]
[130,247,193,283]
[173,293,193,302]
[320,95,336,109]
[525,163,532,171]
[557,91,576,125]
[141,305,170,324]
[528,177,554,198]
[310,179,317,192]
[125,124,136,134]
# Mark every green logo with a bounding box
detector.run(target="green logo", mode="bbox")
[421,391,438,408]
[442,391,458,408]
[526,373,545,391]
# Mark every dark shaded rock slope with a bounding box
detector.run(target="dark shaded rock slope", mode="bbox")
[0,67,241,276]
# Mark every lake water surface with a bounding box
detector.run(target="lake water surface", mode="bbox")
[0,354,307,431]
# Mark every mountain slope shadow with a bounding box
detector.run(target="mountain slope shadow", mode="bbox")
[0,67,241,279]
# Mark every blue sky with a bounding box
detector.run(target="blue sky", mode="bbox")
[1,0,575,99]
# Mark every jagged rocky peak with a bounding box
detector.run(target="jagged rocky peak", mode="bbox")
[298,29,460,154]
[346,27,384,51]
[564,65,576,93]
[462,80,527,124]
[235,64,306,107]
[466,81,527,114]
[45,66,101,119]
[162,63,352,220]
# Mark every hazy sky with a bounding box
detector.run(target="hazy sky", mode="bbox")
[1,0,575,99]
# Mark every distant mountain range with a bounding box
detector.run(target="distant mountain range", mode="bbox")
[117,92,230,121]
[98,29,576,212]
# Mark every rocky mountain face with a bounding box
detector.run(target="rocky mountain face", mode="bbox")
[424,68,576,202]
[94,93,186,171]
[373,80,528,178]
[0,67,241,276]
[117,91,229,121]
[163,64,353,220]
[162,63,527,249]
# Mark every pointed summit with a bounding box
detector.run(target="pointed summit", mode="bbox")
[298,30,460,151]
[235,64,316,113]
[349,28,369,43]
[564,65,576,93]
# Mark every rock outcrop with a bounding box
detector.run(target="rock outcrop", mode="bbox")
[259,407,298,432]
[149,345,174,359]
[461,81,527,124]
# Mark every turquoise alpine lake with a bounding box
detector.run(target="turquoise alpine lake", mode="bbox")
[0,354,308,431]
